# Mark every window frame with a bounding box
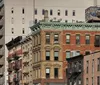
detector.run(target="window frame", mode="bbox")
[76,34,80,45]
[46,51,50,60]
[66,34,70,44]
[46,68,50,78]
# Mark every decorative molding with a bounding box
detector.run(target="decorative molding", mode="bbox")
[31,22,100,32]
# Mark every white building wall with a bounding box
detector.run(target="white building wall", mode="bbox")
[4,0,34,85]
[34,0,94,22]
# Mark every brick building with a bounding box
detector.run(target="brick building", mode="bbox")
[6,36,23,85]
[30,21,100,85]
[6,21,100,85]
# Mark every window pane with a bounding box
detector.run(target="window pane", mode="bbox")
[76,34,80,45]
[65,10,68,16]
[50,9,53,15]
[22,8,25,14]
[54,34,59,43]
[46,68,50,73]
[86,35,90,44]
[46,51,50,56]
[54,51,58,57]
[35,9,37,15]
[66,51,71,59]
[42,9,45,15]
[46,34,50,44]
[66,34,70,44]
[58,10,60,16]
[73,10,75,16]
[54,68,58,78]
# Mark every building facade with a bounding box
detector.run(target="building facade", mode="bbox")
[30,21,100,85]
[84,51,100,85]
[0,0,34,84]
[31,25,64,85]
[6,36,23,85]
[2,0,100,84]
[21,36,33,85]
[34,0,100,23]
[67,55,83,85]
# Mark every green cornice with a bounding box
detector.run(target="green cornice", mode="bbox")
[30,21,100,32]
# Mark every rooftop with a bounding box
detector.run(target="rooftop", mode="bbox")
[30,21,100,32]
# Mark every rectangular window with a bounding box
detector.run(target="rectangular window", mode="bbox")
[86,78,88,85]
[54,51,59,61]
[50,9,53,15]
[86,35,90,44]
[94,35,100,47]
[54,34,59,44]
[54,68,58,78]
[11,7,14,14]
[97,76,100,85]
[11,28,14,34]
[46,51,50,60]
[73,10,75,16]
[92,77,94,85]
[92,59,94,73]
[46,33,50,44]
[76,34,80,45]
[35,9,37,15]
[97,58,100,71]
[35,19,37,24]
[66,34,70,44]
[22,28,25,34]
[46,68,50,78]
[57,10,60,16]
[66,51,71,59]
[42,9,45,15]
[65,10,68,16]
[22,8,25,14]
[86,61,89,73]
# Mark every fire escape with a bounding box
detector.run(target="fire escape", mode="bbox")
[13,53,20,85]
[67,62,82,85]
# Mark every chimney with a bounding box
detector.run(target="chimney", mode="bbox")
[44,10,49,22]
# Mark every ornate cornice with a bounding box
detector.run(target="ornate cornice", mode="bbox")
[30,21,100,32]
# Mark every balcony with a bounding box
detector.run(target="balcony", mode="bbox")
[23,67,29,74]
[23,49,28,55]
[7,57,13,62]
[13,77,19,83]
[13,55,20,60]
[67,66,82,79]
[23,78,29,85]
[13,64,20,71]
[8,67,13,73]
